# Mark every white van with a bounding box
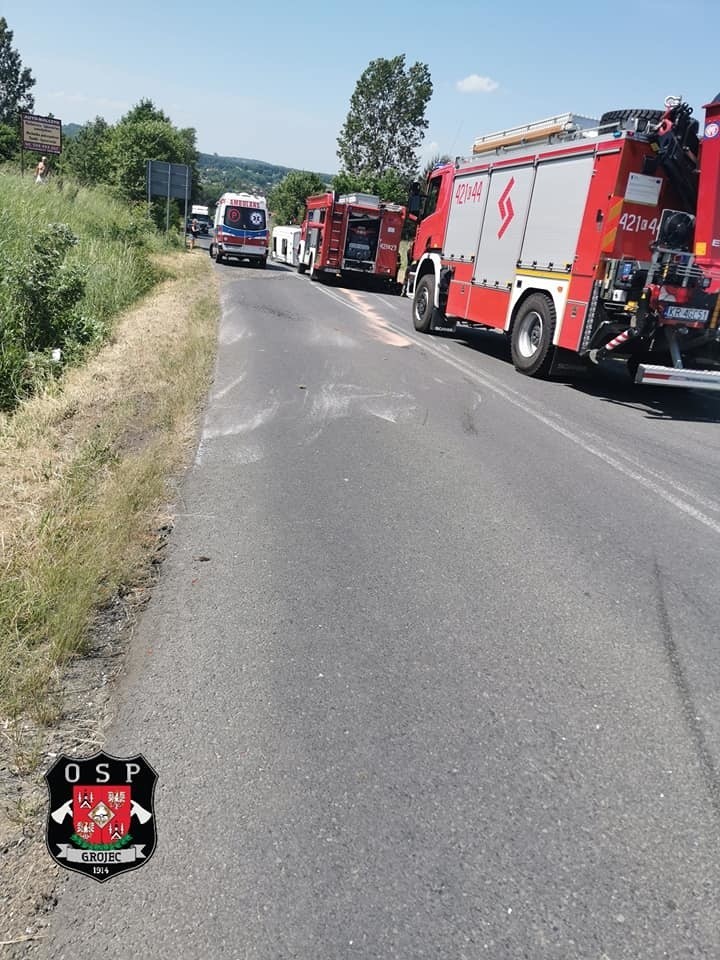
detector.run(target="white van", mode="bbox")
[210,192,268,267]
[271,226,301,267]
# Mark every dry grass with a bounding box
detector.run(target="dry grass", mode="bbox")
[0,250,218,723]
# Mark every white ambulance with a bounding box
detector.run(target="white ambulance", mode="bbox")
[210,192,269,268]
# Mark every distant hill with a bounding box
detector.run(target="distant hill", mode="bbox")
[60,124,333,199]
[197,152,334,201]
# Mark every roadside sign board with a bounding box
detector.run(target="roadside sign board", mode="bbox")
[21,113,62,154]
[145,160,192,232]
[146,160,191,201]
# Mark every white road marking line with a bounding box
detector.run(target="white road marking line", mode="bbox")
[581,432,720,516]
[344,288,411,347]
[376,294,401,312]
[297,277,720,535]
[388,324,720,536]
[313,285,410,347]
[314,283,371,315]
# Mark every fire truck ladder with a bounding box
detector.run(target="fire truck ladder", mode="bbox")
[328,208,345,267]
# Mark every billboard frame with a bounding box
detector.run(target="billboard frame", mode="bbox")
[20,112,63,178]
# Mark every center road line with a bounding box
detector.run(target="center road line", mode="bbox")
[376,294,401,311]
[308,281,720,537]
[580,430,720,516]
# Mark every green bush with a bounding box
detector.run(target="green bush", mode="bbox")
[3,223,85,347]
[0,171,168,410]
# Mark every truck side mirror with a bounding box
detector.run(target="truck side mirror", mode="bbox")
[408,195,422,217]
[407,181,422,217]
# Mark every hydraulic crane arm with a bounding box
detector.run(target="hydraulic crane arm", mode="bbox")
[648,97,700,211]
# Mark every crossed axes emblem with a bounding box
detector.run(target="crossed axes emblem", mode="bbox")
[50,799,153,825]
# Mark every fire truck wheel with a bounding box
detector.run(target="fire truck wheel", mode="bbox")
[510,294,556,377]
[297,261,307,274]
[413,275,443,333]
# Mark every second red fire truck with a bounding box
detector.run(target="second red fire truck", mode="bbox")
[297,192,406,290]
[406,95,720,390]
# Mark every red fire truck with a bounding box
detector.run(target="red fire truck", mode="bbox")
[406,96,720,390]
[298,192,406,290]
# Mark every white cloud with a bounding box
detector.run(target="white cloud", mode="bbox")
[456,74,499,94]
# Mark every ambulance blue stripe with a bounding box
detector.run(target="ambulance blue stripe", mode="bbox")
[222,225,266,238]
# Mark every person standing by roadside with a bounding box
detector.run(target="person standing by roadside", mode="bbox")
[35,156,48,184]
[189,217,199,251]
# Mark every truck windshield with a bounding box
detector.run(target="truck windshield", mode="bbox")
[424,177,441,218]
[224,207,266,231]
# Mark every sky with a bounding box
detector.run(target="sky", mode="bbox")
[6,0,720,174]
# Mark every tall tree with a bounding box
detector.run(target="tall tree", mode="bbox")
[337,55,432,179]
[61,117,111,184]
[332,168,410,208]
[421,153,452,185]
[106,100,198,202]
[269,170,327,224]
[0,122,18,160]
[0,17,35,126]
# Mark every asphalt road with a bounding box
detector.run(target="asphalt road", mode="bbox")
[42,257,720,958]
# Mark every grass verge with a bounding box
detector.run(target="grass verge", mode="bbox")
[0,170,176,410]
[0,250,218,724]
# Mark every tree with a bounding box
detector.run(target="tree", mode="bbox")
[421,153,452,185]
[0,122,18,160]
[61,117,110,184]
[337,55,432,180]
[332,168,410,208]
[0,17,35,126]
[268,170,327,224]
[105,100,198,203]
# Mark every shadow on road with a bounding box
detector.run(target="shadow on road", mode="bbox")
[448,326,720,424]
[216,259,286,272]
[298,270,403,296]
[561,367,720,423]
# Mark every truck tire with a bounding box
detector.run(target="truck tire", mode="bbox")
[216,249,224,265]
[297,260,307,274]
[510,294,556,377]
[599,108,663,130]
[413,275,444,333]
